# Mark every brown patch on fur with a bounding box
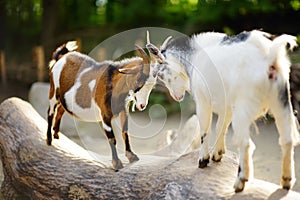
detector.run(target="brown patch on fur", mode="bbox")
[111,60,144,113]
[93,59,144,117]
[59,54,82,97]
[58,53,97,108]
[49,71,55,99]
[76,68,99,108]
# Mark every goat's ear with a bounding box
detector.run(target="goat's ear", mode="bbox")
[135,44,149,65]
[146,43,165,62]
[118,65,142,74]
[135,44,150,75]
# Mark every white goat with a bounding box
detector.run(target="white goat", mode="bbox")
[146,30,299,192]
[47,41,154,170]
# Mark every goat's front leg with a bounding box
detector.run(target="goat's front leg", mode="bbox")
[102,116,123,171]
[196,101,213,168]
[52,103,65,140]
[120,110,139,163]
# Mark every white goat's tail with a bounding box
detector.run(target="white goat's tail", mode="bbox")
[268,34,297,68]
[265,34,298,81]
[49,41,78,69]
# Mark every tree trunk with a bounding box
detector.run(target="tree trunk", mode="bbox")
[40,0,59,60]
[0,51,6,84]
[33,46,45,82]
[0,98,299,199]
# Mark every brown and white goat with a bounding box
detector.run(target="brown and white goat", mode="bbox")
[47,41,151,170]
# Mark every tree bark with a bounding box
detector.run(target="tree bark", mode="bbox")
[0,98,299,199]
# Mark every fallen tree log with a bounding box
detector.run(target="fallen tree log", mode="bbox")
[0,98,300,199]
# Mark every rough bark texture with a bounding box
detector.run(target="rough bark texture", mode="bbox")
[0,97,300,199]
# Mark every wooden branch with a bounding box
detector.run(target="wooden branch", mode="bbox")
[0,97,300,199]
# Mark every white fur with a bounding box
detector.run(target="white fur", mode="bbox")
[155,30,299,192]
[88,79,96,91]
[51,57,66,89]
[134,66,157,110]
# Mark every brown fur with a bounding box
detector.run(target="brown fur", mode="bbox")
[76,69,97,108]
[48,44,149,170]
[49,72,55,99]
[59,55,84,98]
[95,60,144,117]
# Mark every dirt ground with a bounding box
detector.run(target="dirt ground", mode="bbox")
[1,82,300,193]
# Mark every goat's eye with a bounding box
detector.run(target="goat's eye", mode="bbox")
[139,82,144,88]
[135,80,143,88]
[134,84,143,93]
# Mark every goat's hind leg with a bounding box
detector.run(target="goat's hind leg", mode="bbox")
[47,100,59,145]
[52,104,65,140]
[47,106,54,145]
[120,111,139,163]
[270,89,297,190]
[281,142,295,190]
[231,110,255,193]
[47,101,65,145]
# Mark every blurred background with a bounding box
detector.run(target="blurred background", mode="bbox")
[1,0,300,87]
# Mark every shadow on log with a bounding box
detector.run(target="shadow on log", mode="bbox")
[0,98,300,199]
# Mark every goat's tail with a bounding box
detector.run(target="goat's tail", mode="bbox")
[268,34,298,77]
[49,41,78,69]
[269,34,297,63]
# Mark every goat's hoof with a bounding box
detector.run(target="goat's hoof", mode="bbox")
[212,149,224,162]
[112,159,124,171]
[212,155,222,162]
[234,178,247,193]
[126,152,139,163]
[46,139,52,146]
[281,176,293,190]
[198,157,210,168]
[54,133,59,139]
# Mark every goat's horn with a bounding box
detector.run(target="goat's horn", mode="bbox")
[160,36,172,50]
[146,30,150,44]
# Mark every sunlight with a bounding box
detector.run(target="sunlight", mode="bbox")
[291,0,300,10]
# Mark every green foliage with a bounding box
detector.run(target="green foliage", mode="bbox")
[148,91,181,114]
[2,0,300,46]
[5,0,41,39]
[290,0,300,10]
[1,0,300,85]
